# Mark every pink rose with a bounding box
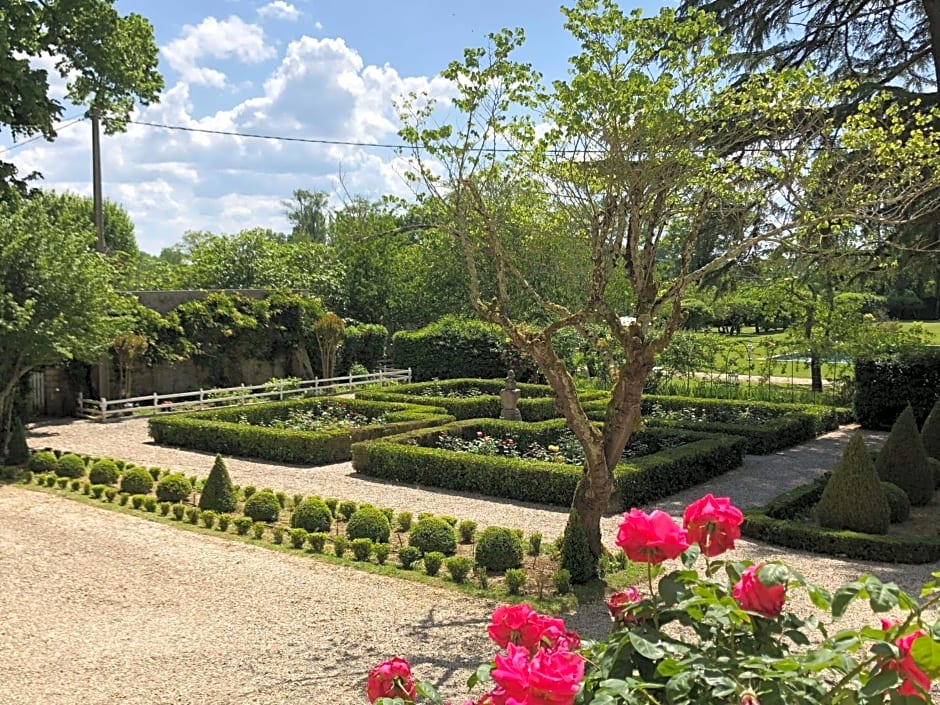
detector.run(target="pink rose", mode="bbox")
[606,586,644,624]
[615,509,690,565]
[491,643,584,705]
[732,564,786,618]
[879,619,932,698]
[487,604,568,653]
[366,656,416,703]
[682,494,744,557]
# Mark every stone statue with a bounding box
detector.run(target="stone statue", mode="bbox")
[500,369,522,421]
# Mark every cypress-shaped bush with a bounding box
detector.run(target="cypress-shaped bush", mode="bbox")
[922,401,940,462]
[875,406,934,506]
[816,432,890,534]
[199,455,237,513]
[6,417,29,465]
[560,509,595,584]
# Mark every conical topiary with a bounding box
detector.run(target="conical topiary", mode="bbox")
[922,400,940,463]
[876,405,934,507]
[6,416,29,465]
[816,432,890,534]
[560,508,596,584]
[198,454,237,513]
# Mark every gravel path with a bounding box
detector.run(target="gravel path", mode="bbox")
[6,417,938,704]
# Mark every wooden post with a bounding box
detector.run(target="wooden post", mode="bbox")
[99,397,107,423]
[153,392,159,413]
[199,388,204,409]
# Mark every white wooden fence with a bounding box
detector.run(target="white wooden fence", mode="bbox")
[76,369,412,422]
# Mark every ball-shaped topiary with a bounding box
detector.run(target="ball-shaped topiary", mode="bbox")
[120,466,154,495]
[346,506,391,543]
[88,459,119,485]
[408,516,457,556]
[475,525,524,571]
[199,454,237,513]
[27,450,58,474]
[243,489,280,523]
[922,401,940,463]
[816,432,890,534]
[876,405,934,506]
[881,482,911,524]
[55,453,87,479]
[156,473,193,503]
[291,498,333,534]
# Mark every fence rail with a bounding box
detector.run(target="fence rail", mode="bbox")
[76,369,412,422]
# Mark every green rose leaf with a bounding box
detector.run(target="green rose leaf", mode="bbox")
[911,635,940,679]
[629,632,665,660]
[757,563,788,587]
[861,669,900,697]
[415,681,442,702]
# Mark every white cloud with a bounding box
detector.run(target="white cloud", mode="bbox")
[161,16,276,87]
[257,1,301,21]
[3,23,455,254]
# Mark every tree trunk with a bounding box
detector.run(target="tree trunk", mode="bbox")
[0,384,17,460]
[810,355,823,393]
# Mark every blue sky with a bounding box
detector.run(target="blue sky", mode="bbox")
[3,0,668,253]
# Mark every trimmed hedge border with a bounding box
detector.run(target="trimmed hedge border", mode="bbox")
[148,396,454,465]
[351,418,746,510]
[741,476,940,564]
[584,396,851,455]
[356,378,607,421]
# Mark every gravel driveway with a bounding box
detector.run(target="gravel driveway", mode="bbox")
[4,417,937,704]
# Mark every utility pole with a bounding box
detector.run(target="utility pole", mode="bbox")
[91,107,105,253]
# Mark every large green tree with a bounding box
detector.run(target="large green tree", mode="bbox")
[0,191,124,457]
[399,1,940,575]
[284,189,331,244]
[45,191,138,254]
[0,0,163,189]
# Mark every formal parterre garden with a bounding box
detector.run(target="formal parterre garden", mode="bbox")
[744,400,940,563]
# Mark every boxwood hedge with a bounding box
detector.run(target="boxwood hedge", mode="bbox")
[351,418,746,510]
[741,475,940,564]
[583,396,851,455]
[148,396,454,465]
[357,378,607,421]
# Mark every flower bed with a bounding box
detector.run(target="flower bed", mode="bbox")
[356,378,608,421]
[584,395,852,455]
[351,418,746,509]
[741,476,940,564]
[366,494,940,704]
[148,397,454,465]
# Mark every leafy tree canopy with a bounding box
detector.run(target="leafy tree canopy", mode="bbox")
[0,0,163,189]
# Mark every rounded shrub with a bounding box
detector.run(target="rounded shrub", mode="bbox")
[408,516,457,556]
[504,568,527,595]
[88,459,119,485]
[199,455,237,513]
[423,551,445,577]
[291,498,333,534]
[882,482,911,523]
[156,473,193,503]
[351,538,374,561]
[120,466,154,495]
[346,506,391,543]
[475,526,524,571]
[243,489,281,523]
[307,532,328,553]
[398,545,422,569]
[458,519,477,544]
[28,451,58,474]
[445,556,472,584]
[817,432,890,534]
[55,453,86,479]
[374,543,391,565]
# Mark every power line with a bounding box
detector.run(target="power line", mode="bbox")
[0,116,85,156]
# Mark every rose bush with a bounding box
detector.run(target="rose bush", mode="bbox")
[369,495,940,704]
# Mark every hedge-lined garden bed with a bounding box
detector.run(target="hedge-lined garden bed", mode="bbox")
[584,396,851,455]
[148,397,454,465]
[351,418,746,510]
[741,477,940,564]
[356,378,607,421]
